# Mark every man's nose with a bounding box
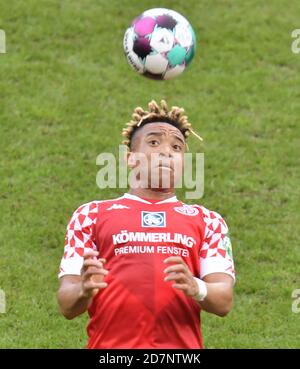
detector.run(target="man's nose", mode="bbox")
[159,146,173,157]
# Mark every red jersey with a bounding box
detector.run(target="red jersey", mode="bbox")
[59,193,235,349]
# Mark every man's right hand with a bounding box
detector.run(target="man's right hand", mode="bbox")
[80,249,109,299]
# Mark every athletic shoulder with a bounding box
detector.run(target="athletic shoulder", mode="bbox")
[189,204,234,280]
[70,195,126,218]
[186,203,228,234]
[178,201,228,232]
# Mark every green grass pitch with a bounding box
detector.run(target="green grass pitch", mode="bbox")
[0,0,299,348]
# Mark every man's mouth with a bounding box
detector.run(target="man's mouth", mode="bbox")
[157,163,174,170]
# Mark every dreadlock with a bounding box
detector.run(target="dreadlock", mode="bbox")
[122,99,203,149]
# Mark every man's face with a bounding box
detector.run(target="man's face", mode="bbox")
[127,122,185,189]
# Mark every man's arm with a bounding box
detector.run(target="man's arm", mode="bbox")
[198,273,233,316]
[57,250,109,320]
[164,256,234,317]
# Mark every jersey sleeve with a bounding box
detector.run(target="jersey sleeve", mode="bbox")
[58,201,99,278]
[199,208,235,281]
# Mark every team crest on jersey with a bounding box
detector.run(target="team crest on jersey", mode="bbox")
[174,205,199,216]
[141,211,166,227]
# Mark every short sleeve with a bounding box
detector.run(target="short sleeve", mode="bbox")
[58,201,100,278]
[199,208,235,281]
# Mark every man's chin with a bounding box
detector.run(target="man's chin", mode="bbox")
[148,176,175,190]
[149,187,173,193]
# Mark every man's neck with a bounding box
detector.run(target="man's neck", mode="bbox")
[128,188,176,201]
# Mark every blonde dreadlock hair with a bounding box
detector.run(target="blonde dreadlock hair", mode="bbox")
[122,100,203,149]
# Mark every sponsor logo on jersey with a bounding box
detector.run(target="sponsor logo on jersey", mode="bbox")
[141,211,166,227]
[112,231,196,248]
[107,204,130,211]
[174,205,199,216]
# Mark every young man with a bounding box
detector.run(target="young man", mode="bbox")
[57,100,235,349]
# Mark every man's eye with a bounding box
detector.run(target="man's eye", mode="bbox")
[149,140,159,146]
[173,144,182,151]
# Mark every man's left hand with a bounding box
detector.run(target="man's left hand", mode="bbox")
[163,256,199,298]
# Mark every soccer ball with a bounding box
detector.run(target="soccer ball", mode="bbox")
[123,8,196,80]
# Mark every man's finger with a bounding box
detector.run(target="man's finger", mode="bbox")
[98,258,107,265]
[163,256,186,266]
[164,272,187,282]
[83,249,99,260]
[83,268,109,281]
[172,283,189,291]
[84,280,108,291]
[164,264,187,274]
[82,259,104,269]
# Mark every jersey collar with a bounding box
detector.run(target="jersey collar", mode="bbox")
[123,193,178,205]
